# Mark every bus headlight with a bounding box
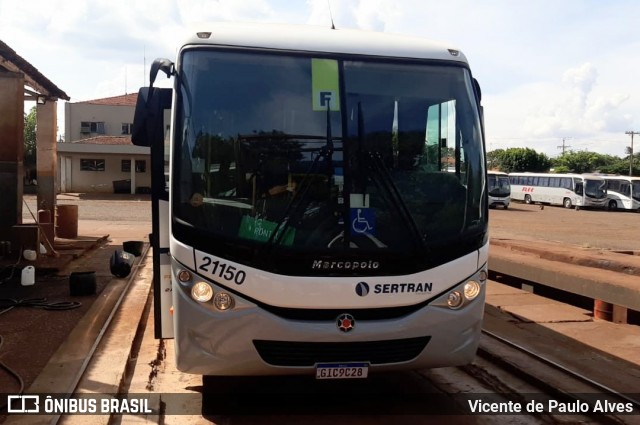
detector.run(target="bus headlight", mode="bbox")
[191,281,214,303]
[447,291,464,309]
[213,292,235,311]
[432,271,485,310]
[464,280,481,300]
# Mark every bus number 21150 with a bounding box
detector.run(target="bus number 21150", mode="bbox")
[198,256,247,285]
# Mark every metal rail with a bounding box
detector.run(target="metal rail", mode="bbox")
[481,329,640,409]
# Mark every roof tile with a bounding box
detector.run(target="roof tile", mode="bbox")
[78,93,138,106]
[69,136,133,146]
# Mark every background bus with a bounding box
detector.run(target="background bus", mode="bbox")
[132,22,488,379]
[487,171,510,209]
[509,172,607,209]
[603,175,640,211]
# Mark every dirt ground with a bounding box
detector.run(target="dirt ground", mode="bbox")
[488,202,640,252]
[0,194,151,415]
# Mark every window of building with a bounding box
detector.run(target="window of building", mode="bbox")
[122,123,133,135]
[135,160,146,173]
[80,159,105,171]
[80,121,106,134]
[122,160,146,172]
[121,160,146,172]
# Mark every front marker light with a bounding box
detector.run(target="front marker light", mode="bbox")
[464,280,481,301]
[213,292,235,310]
[177,269,192,283]
[191,281,214,302]
[447,291,463,309]
[479,269,488,283]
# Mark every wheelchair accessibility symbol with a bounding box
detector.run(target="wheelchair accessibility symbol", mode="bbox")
[350,208,376,235]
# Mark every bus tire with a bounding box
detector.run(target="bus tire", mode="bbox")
[608,200,617,211]
[563,198,572,209]
[524,194,532,204]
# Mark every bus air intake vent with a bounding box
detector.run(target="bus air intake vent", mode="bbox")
[253,336,431,367]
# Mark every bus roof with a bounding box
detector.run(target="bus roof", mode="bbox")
[508,172,606,180]
[180,22,469,64]
[601,175,640,181]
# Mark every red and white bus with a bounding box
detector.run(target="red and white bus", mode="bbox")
[509,172,607,209]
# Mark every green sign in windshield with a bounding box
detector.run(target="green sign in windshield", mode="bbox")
[311,58,340,111]
[238,216,295,246]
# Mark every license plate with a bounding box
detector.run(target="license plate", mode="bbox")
[315,363,369,379]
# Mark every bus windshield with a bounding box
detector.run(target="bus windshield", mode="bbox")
[634,182,640,201]
[488,174,510,197]
[172,49,485,268]
[584,178,607,199]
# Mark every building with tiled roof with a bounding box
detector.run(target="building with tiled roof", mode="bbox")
[64,93,138,143]
[77,93,138,107]
[58,93,151,193]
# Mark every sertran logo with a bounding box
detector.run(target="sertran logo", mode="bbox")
[336,313,355,333]
[355,282,369,297]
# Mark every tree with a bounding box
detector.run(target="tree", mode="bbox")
[486,148,505,170]
[490,147,551,172]
[551,150,618,174]
[487,146,639,175]
[24,106,37,182]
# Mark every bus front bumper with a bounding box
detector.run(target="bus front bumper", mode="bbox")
[172,283,485,376]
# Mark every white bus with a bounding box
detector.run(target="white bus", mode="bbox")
[487,171,510,209]
[603,175,640,211]
[132,22,488,379]
[509,172,607,209]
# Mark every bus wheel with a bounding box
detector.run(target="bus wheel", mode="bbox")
[524,195,532,204]
[563,198,572,209]
[608,200,617,211]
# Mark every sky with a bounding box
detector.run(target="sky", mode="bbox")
[1,0,639,158]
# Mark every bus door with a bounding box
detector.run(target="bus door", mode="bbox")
[132,85,174,339]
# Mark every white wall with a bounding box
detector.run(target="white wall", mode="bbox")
[65,102,135,142]
[59,152,151,193]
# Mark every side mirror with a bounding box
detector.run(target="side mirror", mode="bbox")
[131,87,172,147]
[150,58,175,87]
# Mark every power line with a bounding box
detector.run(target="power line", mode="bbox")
[625,131,639,176]
[557,137,572,155]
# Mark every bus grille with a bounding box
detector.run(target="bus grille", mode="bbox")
[253,336,431,367]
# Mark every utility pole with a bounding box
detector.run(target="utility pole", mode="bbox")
[557,137,572,155]
[625,131,639,176]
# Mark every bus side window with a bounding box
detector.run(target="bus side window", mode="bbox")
[575,182,583,195]
[622,183,631,197]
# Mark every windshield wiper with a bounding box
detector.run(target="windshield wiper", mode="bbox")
[356,102,427,251]
[261,107,335,251]
[365,152,427,251]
